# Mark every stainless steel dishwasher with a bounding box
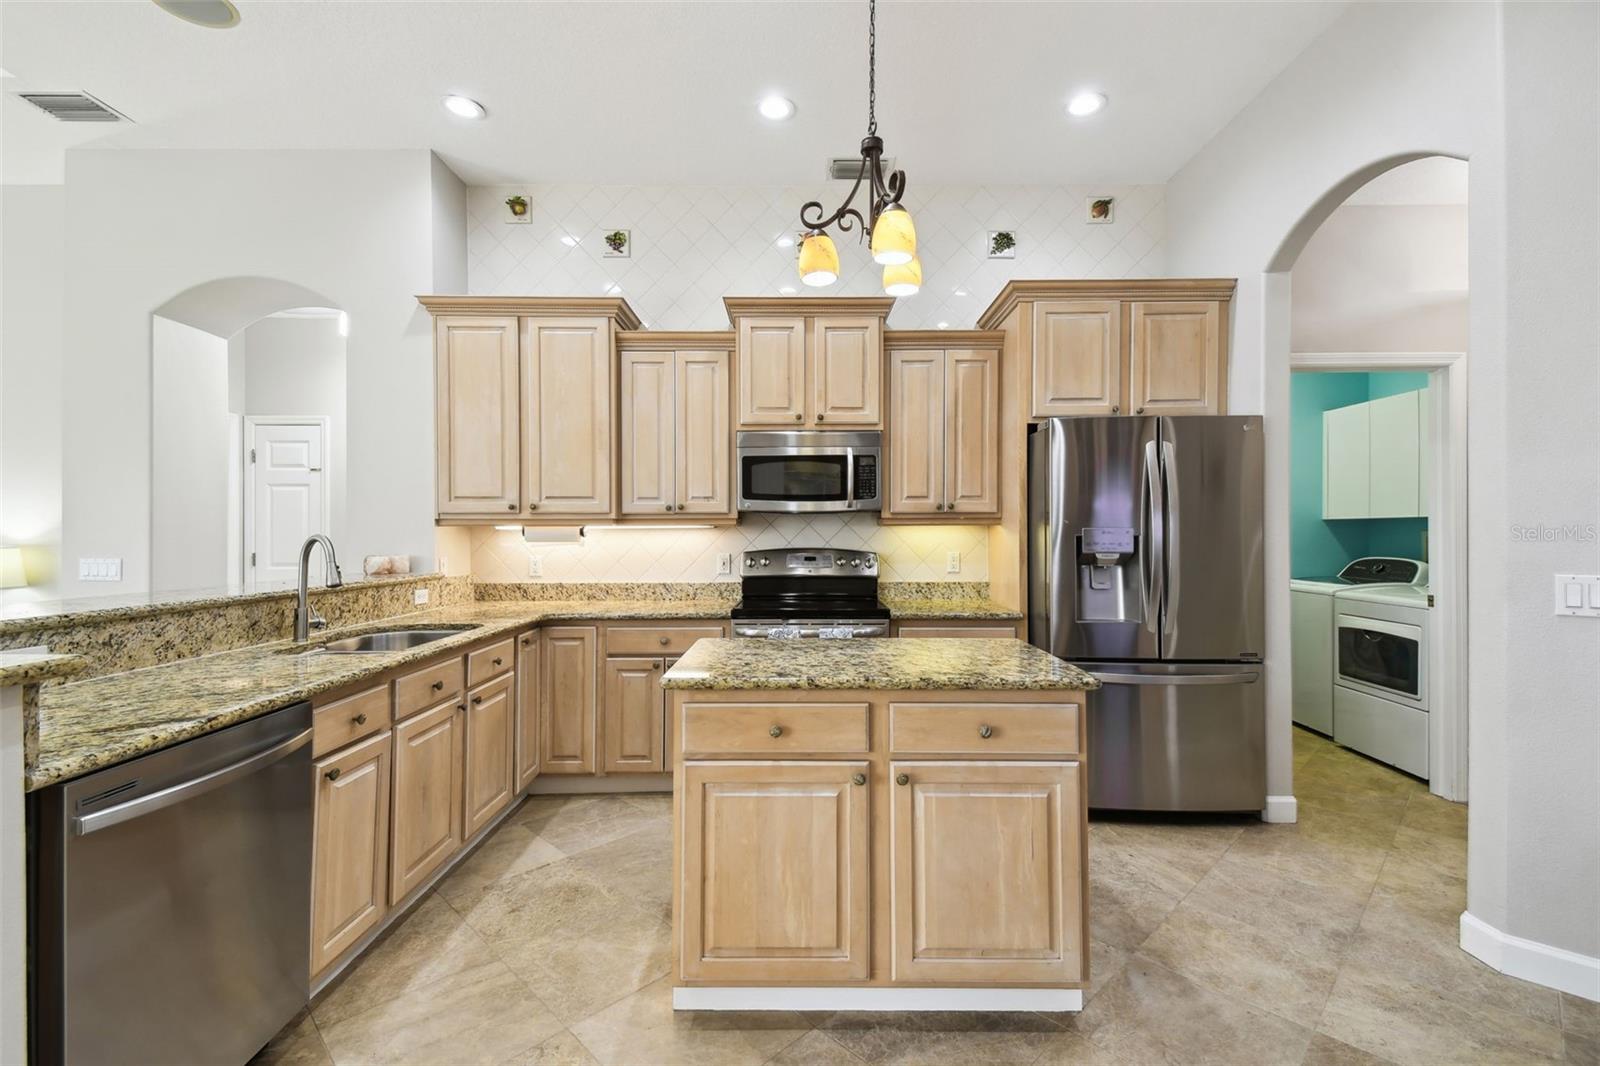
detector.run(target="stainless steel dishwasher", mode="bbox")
[32,702,313,1065]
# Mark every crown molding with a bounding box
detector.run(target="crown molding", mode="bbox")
[417,295,642,329]
[883,329,1007,348]
[976,278,1236,329]
[724,296,896,322]
[617,330,735,350]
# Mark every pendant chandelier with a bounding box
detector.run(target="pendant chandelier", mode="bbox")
[795,0,919,295]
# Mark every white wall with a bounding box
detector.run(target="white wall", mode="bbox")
[150,318,231,591]
[57,149,448,599]
[1167,0,1600,988]
[1291,203,1468,353]
[0,185,64,604]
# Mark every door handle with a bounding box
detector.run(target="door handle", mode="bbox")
[1088,670,1261,687]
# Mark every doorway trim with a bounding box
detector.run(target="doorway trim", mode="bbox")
[242,415,333,585]
[1289,351,1466,802]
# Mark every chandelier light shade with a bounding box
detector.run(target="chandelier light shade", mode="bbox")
[798,232,840,287]
[870,204,916,266]
[793,0,921,296]
[882,257,922,297]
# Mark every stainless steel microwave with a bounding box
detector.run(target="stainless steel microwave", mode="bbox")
[736,430,882,513]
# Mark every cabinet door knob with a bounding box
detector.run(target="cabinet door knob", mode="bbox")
[521,636,532,646]
[1136,407,1145,415]
[457,703,466,711]
[493,657,503,667]
[1112,405,1120,414]
[896,772,910,786]
[978,724,993,739]
[472,695,484,705]
[507,503,517,511]
[652,662,662,671]
[659,636,670,645]
[794,413,803,422]
[769,725,783,738]
[529,503,539,511]
[935,502,945,511]
[665,504,673,512]
[325,767,341,781]
[353,713,368,725]
[816,413,825,422]
[852,772,866,786]
[432,680,445,691]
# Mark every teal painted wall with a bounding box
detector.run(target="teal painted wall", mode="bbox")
[1290,371,1431,577]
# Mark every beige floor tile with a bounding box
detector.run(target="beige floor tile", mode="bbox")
[1398,791,1467,840]
[1030,1028,1125,1064]
[1366,850,1465,930]
[1069,954,1315,1065]
[1091,817,1246,887]
[1138,902,1344,1026]
[436,823,568,903]
[1223,812,1389,891]
[449,856,631,954]
[765,1031,865,1065]
[318,960,564,1066]
[513,794,665,856]
[1294,761,1415,822]
[810,1012,1062,1065]
[1388,823,1466,873]
[1565,1032,1599,1066]
[515,906,675,1024]
[502,1029,602,1066]
[1086,845,1191,951]
[314,894,501,1028]
[252,1008,333,1066]
[1564,993,1600,1038]
[1085,937,1131,1004]
[1181,851,1369,956]
[619,791,672,818]
[1299,1032,1396,1066]
[567,823,674,924]
[569,978,808,1066]
[1318,958,1565,1066]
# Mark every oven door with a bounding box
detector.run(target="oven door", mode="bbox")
[1335,613,1425,706]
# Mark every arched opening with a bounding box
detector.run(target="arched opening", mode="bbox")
[150,277,348,592]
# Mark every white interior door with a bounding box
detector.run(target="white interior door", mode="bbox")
[247,422,326,584]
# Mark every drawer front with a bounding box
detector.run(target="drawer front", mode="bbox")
[313,683,392,757]
[890,701,1082,757]
[395,657,466,721]
[895,622,1020,639]
[467,638,516,687]
[681,701,870,756]
[605,624,725,657]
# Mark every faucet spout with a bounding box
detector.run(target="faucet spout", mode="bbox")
[294,534,343,643]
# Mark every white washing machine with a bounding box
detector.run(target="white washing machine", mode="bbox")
[1334,582,1430,778]
[1290,558,1428,737]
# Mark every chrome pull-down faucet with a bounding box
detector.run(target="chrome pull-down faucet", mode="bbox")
[294,535,344,642]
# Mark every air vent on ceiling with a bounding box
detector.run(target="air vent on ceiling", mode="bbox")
[18,92,126,123]
[827,155,894,181]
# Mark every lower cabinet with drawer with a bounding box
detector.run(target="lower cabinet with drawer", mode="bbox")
[670,688,1089,1003]
[890,620,1023,639]
[597,621,729,775]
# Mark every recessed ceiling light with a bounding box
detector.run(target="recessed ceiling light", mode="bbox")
[153,0,240,28]
[1066,91,1107,117]
[758,95,796,121]
[443,95,486,120]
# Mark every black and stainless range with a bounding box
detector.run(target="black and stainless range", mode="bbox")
[731,548,890,637]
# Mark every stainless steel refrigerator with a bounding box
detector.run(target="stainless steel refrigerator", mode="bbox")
[1028,416,1265,811]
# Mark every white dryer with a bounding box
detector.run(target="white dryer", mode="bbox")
[1334,582,1430,778]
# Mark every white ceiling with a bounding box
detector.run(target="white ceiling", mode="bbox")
[0,0,1347,187]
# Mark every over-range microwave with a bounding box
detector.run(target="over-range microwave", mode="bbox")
[736,430,882,513]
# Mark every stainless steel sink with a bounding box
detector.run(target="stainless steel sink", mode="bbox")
[319,628,470,653]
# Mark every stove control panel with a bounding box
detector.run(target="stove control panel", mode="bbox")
[742,547,878,577]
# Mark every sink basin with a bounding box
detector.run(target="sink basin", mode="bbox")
[319,628,471,653]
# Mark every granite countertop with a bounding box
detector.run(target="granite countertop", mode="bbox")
[0,650,86,688]
[27,598,730,791]
[662,637,1099,692]
[880,596,1023,621]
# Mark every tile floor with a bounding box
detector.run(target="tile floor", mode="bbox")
[257,728,1597,1066]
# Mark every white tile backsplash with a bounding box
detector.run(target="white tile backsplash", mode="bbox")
[468,515,989,585]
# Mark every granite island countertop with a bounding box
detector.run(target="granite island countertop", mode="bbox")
[661,637,1098,691]
[879,596,1023,621]
[0,650,86,688]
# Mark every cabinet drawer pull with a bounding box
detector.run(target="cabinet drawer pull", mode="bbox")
[896,772,910,786]
[769,725,783,738]
[852,772,866,786]
[978,724,993,739]
[353,713,368,726]
[652,662,662,671]
[521,636,532,646]
[325,767,341,781]
[472,695,484,705]
[432,680,445,691]
[457,703,466,711]
[492,657,503,667]
[659,636,670,645]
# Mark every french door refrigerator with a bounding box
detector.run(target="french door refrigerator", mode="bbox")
[1028,416,1265,811]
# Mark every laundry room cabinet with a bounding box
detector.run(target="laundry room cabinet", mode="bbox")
[1322,389,1428,520]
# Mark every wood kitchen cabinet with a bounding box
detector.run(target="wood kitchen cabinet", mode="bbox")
[514,630,541,793]
[884,333,1002,520]
[618,335,734,519]
[310,729,391,976]
[463,670,516,838]
[541,625,598,774]
[602,656,666,773]
[1031,300,1122,416]
[434,316,521,516]
[727,298,893,429]
[1127,300,1223,416]
[389,699,464,902]
[522,316,614,516]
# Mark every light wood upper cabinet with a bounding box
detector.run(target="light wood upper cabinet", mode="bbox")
[390,698,464,903]
[884,335,1001,520]
[890,759,1084,984]
[1032,300,1122,417]
[1127,301,1222,415]
[311,729,391,976]
[514,631,541,793]
[620,349,676,515]
[679,760,871,982]
[463,672,516,838]
[602,656,665,773]
[737,317,807,425]
[676,349,731,515]
[541,625,597,774]
[435,316,521,515]
[812,317,882,426]
[620,341,732,518]
[523,317,613,515]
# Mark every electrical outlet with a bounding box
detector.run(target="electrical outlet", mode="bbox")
[528,556,542,578]
[412,588,430,606]
[946,551,961,575]
[716,552,733,576]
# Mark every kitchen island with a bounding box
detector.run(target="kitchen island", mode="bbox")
[662,637,1097,1012]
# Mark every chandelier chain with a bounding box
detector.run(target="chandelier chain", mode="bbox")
[867,0,877,136]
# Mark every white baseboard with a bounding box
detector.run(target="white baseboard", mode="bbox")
[1461,911,1600,1002]
[672,986,1084,1012]
[1261,794,1298,823]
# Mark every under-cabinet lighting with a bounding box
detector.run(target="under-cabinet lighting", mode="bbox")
[582,524,714,532]
[522,527,585,545]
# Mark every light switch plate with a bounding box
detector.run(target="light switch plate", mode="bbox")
[946,551,961,575]
[78,557,122,581]
[716,552,733,576]
[1553,574,1600,617]
[528,556,542,578]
